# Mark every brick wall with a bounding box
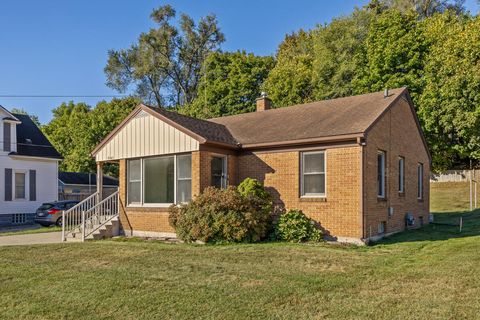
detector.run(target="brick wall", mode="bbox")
[237,147,363,239]
[363,98,430,238]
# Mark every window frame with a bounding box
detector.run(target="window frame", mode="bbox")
[210,155,228,189]
[398,156,405,194]
[176,154,193,203]
[300,150,327,198]
[14,170,27,200]
[377,151,386,198]
[127,153,192,207]
[417,163,424,200]
[127,159,142,206]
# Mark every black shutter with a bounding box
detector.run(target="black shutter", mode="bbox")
[29,170,36,201]
[3,122,11,152]
[5,168,12,201]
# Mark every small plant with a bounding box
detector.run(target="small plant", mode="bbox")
[275,209,323,242]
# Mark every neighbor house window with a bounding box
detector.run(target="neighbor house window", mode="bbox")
[127,154,192,205]
[417,163,424,199]
[301,151,326,197]
[14,172,26,199]
[377,151,386,198]
[398,156,405,193]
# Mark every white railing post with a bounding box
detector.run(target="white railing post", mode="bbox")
[81,210,86,242]
[61,210,65,242]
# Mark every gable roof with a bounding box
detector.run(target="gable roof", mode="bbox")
[0,105,20,122]
[59,172,118,187]
[209,88,407,147]
[93,88,429,158]
[10,113,62,159]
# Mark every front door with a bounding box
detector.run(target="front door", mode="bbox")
[211,156,227,188]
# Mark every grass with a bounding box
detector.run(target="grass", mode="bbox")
[1,211,480,319]
[430,182,477,212]
[0,226,61,237]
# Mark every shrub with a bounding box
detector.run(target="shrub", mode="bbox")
[238,178,271,202]
[275,209,323,242]
[169,185,272,243]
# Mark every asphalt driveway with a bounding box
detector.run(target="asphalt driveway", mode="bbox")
[0,232,63,246]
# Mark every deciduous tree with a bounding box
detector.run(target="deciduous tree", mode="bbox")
[105,5,224,108]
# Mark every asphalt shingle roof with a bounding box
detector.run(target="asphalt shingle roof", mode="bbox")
[145,88,407,147]
[58,172,119,186]
[11,113,62,159]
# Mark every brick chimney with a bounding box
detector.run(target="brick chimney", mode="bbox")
[256,92,272,112]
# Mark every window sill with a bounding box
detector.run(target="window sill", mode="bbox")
[300,197,327,202]
[398,192,405,197]
[377,197,387,202]
[417,198,424,203]
[127,203,173,209]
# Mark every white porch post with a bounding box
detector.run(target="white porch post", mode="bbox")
[97,162,104,203]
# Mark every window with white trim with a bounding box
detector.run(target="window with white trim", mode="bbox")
[398,156,405,193]
[127,154,192,205]
[377,151,386,198]
[417,163,424,199]
[128,159,141,204]
[301,151,326,197]
[14,171,26,199]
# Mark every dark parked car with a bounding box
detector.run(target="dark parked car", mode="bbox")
[34,201,79,227]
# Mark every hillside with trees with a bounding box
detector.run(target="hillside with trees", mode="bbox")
[41,0,480,173]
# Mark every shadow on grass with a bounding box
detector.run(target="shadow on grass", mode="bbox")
[374,210,480,245]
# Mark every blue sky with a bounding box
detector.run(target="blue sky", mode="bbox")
[0,0,478,124]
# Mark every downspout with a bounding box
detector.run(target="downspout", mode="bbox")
[359,137,367,243]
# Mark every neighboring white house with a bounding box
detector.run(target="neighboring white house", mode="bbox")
[0,106,61,227]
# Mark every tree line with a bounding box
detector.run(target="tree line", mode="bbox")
[34,0,479,175]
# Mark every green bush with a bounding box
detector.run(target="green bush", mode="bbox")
[169,185,272,243]
[275,209,323,242]
[238,178,271,202]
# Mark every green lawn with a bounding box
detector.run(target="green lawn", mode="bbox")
[430,182,478,212]
[1,211,480,319]
[0,226,61,237]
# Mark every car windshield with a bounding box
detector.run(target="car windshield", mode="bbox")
[38,204,54,210]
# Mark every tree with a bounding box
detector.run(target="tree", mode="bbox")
[263,30,315,108]
[312,9,372,100]
[10,108,41,127]
[355,9,427,101]
[369,0,465,17]
[105,5,224,107]
[181,51,275,119]
[42,97,140,176]
[418,13,480,170]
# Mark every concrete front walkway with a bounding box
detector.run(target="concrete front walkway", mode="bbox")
[0,232,63,246]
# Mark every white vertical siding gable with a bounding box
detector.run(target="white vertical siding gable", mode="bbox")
[95,110,200,162]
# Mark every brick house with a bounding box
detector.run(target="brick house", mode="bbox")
[90,88,430,244]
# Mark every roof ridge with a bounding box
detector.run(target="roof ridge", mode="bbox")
[208,87,407,122]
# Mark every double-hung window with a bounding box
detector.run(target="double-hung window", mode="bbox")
[128,160,142,204]
[398,156,405,193]
[301,151,326,197]
[417,163,424,199]
[127,154,192,206]
[15,171,26,199]
[377,151,386,198]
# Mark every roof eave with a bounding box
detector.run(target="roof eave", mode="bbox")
[240,133,365,150]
